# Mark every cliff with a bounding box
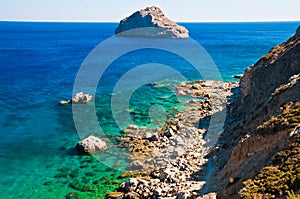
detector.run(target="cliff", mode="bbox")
[115,6,189,38]
[208,26,300,198]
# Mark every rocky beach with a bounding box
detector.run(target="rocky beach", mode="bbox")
[108,80,239,199]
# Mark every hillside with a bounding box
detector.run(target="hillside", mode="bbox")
[208,26,300,198]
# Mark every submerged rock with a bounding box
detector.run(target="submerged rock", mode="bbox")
[76,135,107,153]
[106,192,124,199]
[122,125,139,134]
[115,6,189,38]
[65,192,79,199]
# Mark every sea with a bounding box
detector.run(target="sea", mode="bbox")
[0,21,299,199]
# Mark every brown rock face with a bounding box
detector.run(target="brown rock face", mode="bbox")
[115,6,189,38]
[207,26,300,198]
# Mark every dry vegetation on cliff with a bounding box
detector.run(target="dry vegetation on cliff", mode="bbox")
[208,26,300,199]
[240,101,300,198]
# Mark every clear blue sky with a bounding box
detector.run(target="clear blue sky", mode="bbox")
[1,0,300,22]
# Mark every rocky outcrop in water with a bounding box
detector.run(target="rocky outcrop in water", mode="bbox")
[60,92,93,105]
[71,92,92,104]
[207,26,300,198]
[115,6,189,38]
[76,135,107,153]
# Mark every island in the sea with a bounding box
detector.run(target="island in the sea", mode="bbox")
[115,6,189,38]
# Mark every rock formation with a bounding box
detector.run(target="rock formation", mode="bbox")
[71,92,92,104]
[207,26,300,198]
[115,6,189,38]
[60,92,93,105]
[76,135,107,153]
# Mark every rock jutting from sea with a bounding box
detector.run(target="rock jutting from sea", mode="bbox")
[115,6,189,38]
[60,92,93,105]
[76,135,107,154]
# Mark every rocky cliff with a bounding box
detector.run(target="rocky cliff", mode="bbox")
[208,26,300,198]
[115,6,189,38]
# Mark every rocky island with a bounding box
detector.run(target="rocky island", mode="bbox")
[115,6,189,38]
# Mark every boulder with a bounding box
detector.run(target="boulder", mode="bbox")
[115,6,189,38]
[71,92,92,104]
[76,135,107,153]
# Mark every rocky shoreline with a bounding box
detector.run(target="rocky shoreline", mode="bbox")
[109,80,239,199]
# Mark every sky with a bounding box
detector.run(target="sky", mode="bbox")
[1,0,300,22]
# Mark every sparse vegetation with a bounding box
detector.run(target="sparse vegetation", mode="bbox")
[261,45,286,61]
[287,190,300,199]
[262,52,274,60]
[240,101,300,198]
[273,84,290,95]
[256,102,300,136]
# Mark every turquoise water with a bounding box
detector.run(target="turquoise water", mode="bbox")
[0,21,299,198]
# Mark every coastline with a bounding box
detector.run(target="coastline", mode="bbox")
[1,22,298,199]
[111,80,239,198]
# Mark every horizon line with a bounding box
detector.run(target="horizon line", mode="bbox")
[1,19,300,23]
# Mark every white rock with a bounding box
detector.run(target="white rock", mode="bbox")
[71,92,93,104]
[76,135,107,153]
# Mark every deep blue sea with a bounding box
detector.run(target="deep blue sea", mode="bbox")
[0,21,299,198]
